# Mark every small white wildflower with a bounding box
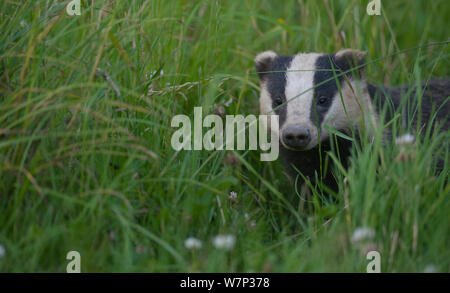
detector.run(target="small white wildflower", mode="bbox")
[0,244,5,258]
[229,191,237,200]
[147,70,164,80]
[395,134,415,145]
[351,227,376,243]
[20,20,27,27]
[213,234,236,250]
[423,264,438,273]
[184,237,202,250]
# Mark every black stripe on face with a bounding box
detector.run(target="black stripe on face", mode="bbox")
[310,54,343,127]
[266,55,294,127]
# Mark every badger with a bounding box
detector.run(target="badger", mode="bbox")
[255,49,449,190]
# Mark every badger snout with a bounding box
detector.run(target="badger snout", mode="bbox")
[281,125,311,150]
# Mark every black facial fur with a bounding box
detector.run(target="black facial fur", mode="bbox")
[258,55,294,127]
[310,54,343,127]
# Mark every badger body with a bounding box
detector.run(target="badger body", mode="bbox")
[255,49,449,187]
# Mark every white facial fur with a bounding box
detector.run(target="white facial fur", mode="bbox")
[282,53,321,149]
[258,85,280,139]
[256,51,279,137]
[258,51,375,150]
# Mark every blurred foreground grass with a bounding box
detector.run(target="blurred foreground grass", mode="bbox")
[0,0,449,272]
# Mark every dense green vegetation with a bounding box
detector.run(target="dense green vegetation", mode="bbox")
[0,0,448,272]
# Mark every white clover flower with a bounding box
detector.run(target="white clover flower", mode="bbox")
[0,244,5,258]
[146,70,164,80]
[351,227,376,244]
[229,191,237,200]
[212,234,236,250]
[395,134,415,145]
[184,237,203,250]
[424,264,438,273]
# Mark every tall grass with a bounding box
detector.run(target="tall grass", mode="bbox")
[0,0,448,272]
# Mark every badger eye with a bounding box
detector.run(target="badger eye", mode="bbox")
[274,96,283,107]
[317,96,327,105]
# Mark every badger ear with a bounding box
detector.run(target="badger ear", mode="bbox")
[255,51,278,80]
[334,49,367,76]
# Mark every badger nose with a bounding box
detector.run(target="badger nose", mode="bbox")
[282,125,311,149]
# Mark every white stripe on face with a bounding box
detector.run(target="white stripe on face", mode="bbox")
[283,53,321,128]
[259,85,279,137]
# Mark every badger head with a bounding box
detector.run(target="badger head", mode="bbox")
[255,49,373,151]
